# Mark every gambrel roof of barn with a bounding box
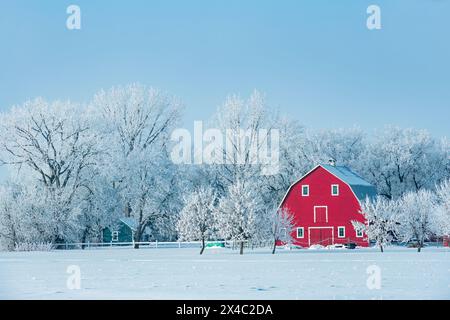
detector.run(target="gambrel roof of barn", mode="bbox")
[320,164,377,200]
[279,164,378,207]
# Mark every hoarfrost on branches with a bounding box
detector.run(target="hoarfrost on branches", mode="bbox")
[353,196,399,252]
[435,179,450,236]
[214,180,263,255]
[397,190,440,252]
[176,187,217,254]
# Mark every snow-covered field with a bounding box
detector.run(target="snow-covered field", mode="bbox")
[0,246,449,300]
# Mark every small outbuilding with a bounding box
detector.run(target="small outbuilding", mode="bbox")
[102,218,152,243]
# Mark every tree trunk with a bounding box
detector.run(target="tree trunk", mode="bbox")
[81,229,88,250]
[8,224,17,251]
[134,230,142,249]
[239,241,244,255]
[417,240,423,252]
[200,238,205,255]
[380,244,384,253]
[272,239,277,254]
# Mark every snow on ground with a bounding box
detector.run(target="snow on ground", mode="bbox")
[0,246,449,300]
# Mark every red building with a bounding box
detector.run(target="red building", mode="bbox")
[279,161,377,248]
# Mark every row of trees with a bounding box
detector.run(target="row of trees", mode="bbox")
[176,183,294,255]
[0,84,448,252]
[355,179,450,252]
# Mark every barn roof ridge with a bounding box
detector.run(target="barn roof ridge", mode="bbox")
[319,164,372,186]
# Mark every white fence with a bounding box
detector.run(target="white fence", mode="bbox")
[12,240,446,251]
[52,240,273,250]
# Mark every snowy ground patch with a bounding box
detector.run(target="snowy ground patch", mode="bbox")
[0,246,448,299]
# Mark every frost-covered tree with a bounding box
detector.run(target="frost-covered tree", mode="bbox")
[90,84,181,248]
[0,171,119,250]
[0,99,98,243]
[214,181,262,255]
[176,187,217,254]
[124,152,180,247]
[264,118,305,204]
[205,92,280,199]
[77,173,122,247]
[361,127,445,200]
[434,179,450,237]
[397,190,439,252]
[0,179,68,248]
[352,196,399,252]
[304,127,366,168]
[0,184,21,250]
[266,207,295,254]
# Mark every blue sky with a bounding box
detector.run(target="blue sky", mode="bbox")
[0,0,449,136]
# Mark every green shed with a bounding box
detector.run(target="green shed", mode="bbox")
[102,218,151,243]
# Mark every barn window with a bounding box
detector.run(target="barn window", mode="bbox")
[297,227,304,239]
[356,229,363,238]
[337,227,345,238]
[331,184,339,196]
[112,231,119,242]
[301,185,309,196]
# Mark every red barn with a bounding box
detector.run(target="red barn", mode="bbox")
[279,161,377,248]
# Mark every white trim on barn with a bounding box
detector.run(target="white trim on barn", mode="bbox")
[296,227,305,239]
[301,185,310,196]
[331,184,339,196]
[313,206,328,223]
[308,226,334,247]
[337,226,346,238]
